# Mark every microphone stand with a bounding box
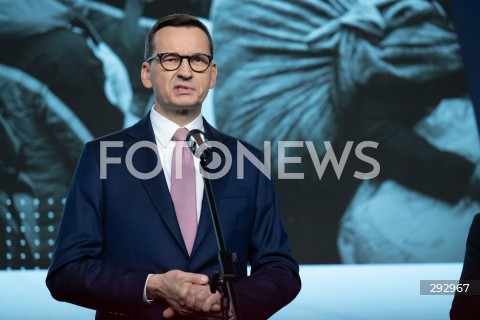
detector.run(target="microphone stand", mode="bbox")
[187,130,241,320]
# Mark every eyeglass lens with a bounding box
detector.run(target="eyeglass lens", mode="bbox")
[160,53,211,72]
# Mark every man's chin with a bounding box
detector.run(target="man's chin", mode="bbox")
[173,104,201,115]
[173,99,200,108]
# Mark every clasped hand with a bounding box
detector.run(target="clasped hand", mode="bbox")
[147,270,231,319]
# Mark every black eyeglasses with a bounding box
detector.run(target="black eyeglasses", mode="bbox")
[146,52,213,72]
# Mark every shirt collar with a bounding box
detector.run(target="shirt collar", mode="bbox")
[150,105,204,147]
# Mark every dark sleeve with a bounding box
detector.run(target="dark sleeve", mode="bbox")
[0,113,21,188]
[0,114,34,194]
[451,214,480,319]
[45,142,149,317]
[235,149,301,320]
[345,74,474,203]
[355,112,474,203]
[35,90,85,177]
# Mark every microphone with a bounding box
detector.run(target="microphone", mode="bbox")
[186,129,212,161]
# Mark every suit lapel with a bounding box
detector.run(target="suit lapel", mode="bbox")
[191,119,234,255]
[191,190,213,255]
[124,115,187,255]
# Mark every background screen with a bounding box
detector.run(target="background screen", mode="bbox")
[0,0,479,318]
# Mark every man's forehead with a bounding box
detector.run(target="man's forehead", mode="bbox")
[153,26,210,52]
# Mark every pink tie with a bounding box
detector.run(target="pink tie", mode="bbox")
[171,128,197,255]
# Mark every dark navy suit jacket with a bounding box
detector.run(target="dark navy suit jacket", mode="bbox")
[46,115,301,320]
[450,213,480,319]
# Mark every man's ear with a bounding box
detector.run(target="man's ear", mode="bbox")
[141,62,153,89]
[209,62,217,89]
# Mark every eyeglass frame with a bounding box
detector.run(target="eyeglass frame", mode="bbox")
[146,52,214,72]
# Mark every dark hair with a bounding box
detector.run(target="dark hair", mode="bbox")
[144,13,213,62]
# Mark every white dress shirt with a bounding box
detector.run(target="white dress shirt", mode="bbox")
[149,106,205,221]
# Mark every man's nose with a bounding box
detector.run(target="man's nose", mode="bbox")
[177,57,193,78]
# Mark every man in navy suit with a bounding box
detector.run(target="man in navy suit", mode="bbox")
[46,13,300,320]
[451,213,480,319]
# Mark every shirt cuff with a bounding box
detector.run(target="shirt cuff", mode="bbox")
[143,274,154,304]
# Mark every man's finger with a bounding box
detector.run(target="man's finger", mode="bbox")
[202,292,221,312]
[177,281,194,306]
[163,307,176,319]
[180,272,209,285]
[189,285,210,311]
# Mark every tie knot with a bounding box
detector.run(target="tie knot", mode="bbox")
[172,127,189,141]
